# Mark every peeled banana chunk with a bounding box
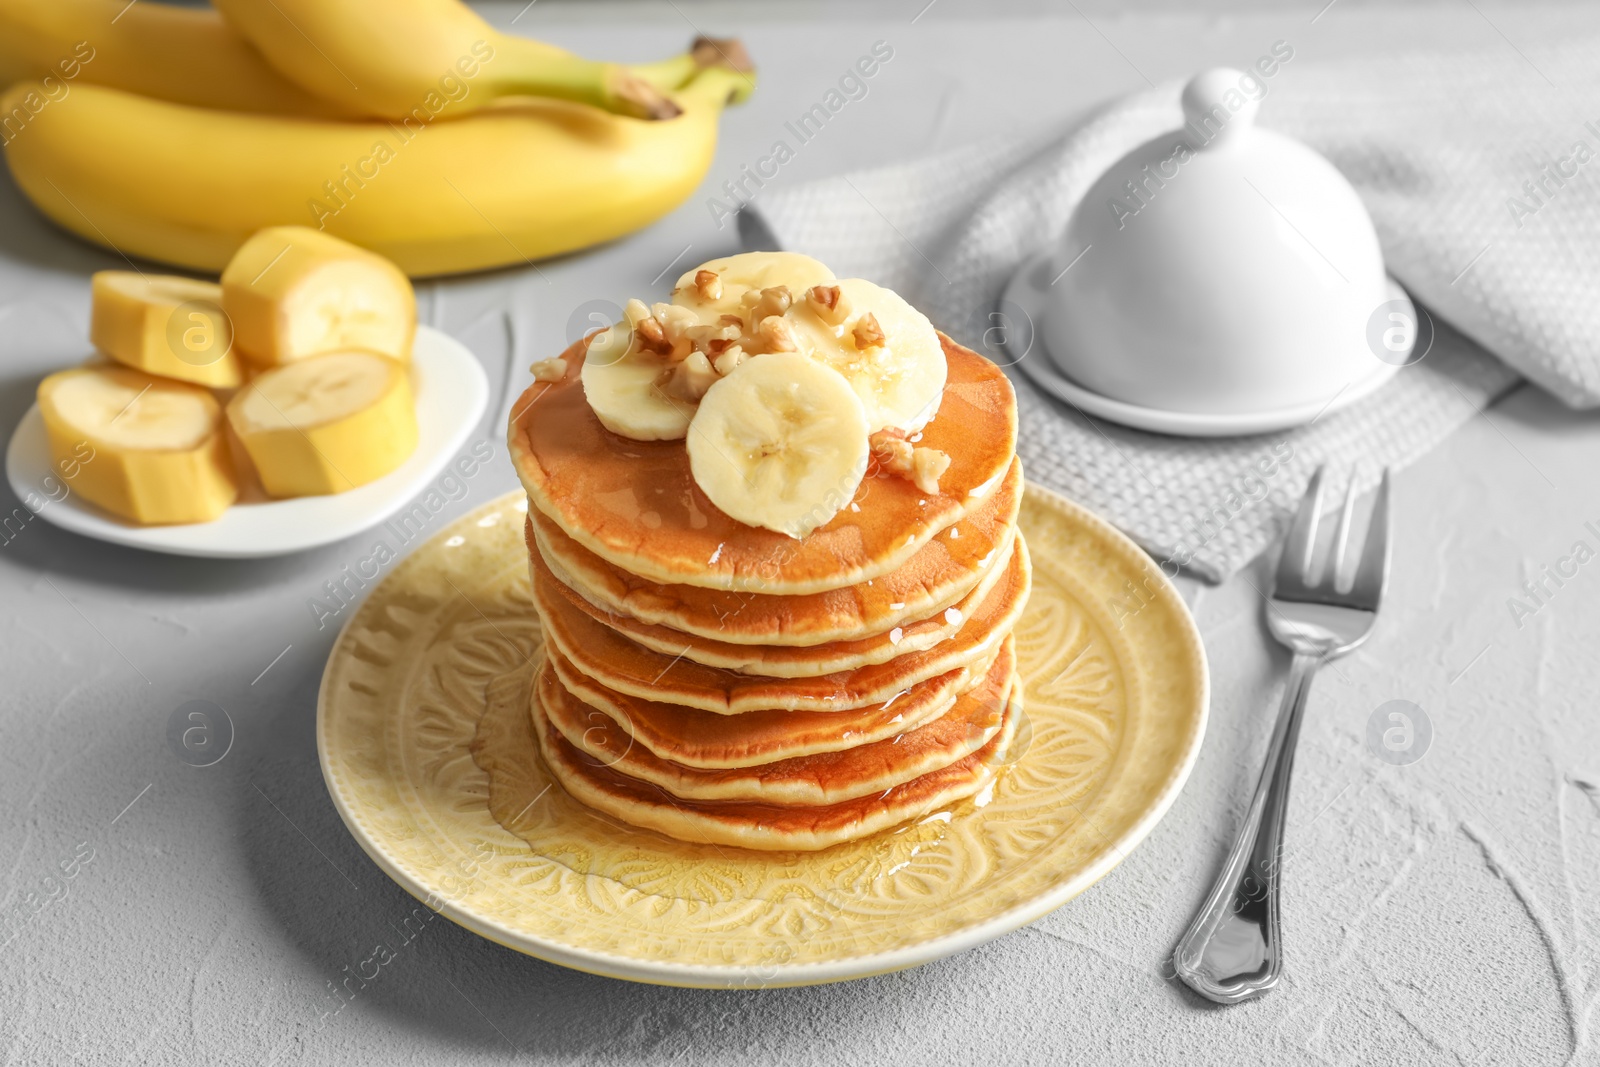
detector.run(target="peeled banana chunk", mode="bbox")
[222,227,416,366]
[227,350,418,498]
[36,365,237,525]
[90,272,244,389]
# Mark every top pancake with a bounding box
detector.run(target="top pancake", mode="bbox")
[508,333,1018,595]
[528,458,1023,647]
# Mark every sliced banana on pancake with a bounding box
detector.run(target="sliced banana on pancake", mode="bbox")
[579,323,695,441]
[582,254,944,445]
[790,278,947,433]
[686,351,868,539]
[677,257,946,433]
[671,251,835,310]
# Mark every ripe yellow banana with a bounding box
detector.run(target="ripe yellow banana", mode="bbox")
[0,0,360,117]
[210,0,678,121]
[1,64,751,277]
[0,0,715,118]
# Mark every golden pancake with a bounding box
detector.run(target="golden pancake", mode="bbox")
[507,333,1018,595]
[527,458,1023,647]
[534,680,1022,852]
[533,535,1015,678]
[536,534,1032,714]
[545,643,997,769]
[538,639,1015,805]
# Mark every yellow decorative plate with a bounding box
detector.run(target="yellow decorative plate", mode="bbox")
[317,485,1208,988]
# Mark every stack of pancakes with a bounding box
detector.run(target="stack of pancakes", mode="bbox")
[508,333,1029,851]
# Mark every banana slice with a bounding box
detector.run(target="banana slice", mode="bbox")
[686,352,869,539]
[579,323,695,442]
[221,227,415,366]
[227,350,417,497]
[90,272,244,389]
[37,366,237,524]
[790,278,947,433]
[671,251,834,312]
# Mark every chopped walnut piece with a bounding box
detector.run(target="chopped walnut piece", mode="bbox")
[633,313,672,356]
[686,321,741,355]
[529,357,566,382]
[654,304,700,360]
[656,303,693,329]
[694,269,723,301]
[742,285,793,321]
[869,428,914,477]
[755,315,799,353]
[909,447,951,494]
[870,430,948,494]
[853,312,886,350]
[713,344,747,376]
[806,284,850,325]
[672,351,718,400]
[718,313,744,329]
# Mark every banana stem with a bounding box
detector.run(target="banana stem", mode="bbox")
[673,63,757,113]
[628,37,756,101]
[627,53,702,94]
[488,44,680,120]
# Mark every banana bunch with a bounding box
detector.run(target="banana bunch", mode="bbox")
[0,0,753,276]
[40,227,423,525]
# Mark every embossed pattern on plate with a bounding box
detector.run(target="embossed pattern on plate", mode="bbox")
[317,485,1208,987]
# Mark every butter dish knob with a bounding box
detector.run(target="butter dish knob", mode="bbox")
[1180,68,1260,151]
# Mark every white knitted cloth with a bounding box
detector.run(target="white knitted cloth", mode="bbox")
[740,39,1600,579]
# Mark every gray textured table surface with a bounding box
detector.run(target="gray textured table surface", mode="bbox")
[2,4,1597,1065]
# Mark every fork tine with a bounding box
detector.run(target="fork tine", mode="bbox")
[1350,468,1392,606]
[1276,465,1327,589]
[1331,475,1358,590]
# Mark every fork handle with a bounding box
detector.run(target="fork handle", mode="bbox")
[1172,651,1321,1003]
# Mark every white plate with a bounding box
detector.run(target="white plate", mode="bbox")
[1001,253,1407,437]
[5,325,488,559]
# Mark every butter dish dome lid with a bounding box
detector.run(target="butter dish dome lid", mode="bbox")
[1009,67,1410,432]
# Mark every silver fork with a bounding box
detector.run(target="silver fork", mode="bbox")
[1172,465,1392,1004]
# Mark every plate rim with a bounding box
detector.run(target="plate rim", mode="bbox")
[3,324,489,559]
[317,482,1210,988]
[1001,250,1406,437]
